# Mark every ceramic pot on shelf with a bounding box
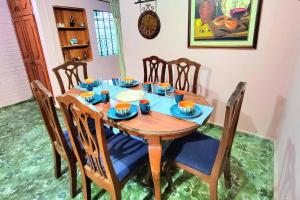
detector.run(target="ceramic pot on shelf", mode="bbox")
[70,16,75,27]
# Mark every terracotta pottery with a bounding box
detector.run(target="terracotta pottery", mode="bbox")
[199,0,215,24]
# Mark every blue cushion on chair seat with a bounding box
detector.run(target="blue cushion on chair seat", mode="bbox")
[63,119,115,150]
[107,133,148,181]
[63,130,72,149]
[165,131,220,175]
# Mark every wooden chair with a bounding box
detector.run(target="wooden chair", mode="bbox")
[57,94,149,200]
[53,61,88,94]
[143,56,167,83]
[164,82,247,200]
[30,80,78,198]
[168,58,201,94]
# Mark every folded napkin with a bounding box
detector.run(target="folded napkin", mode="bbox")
[115,90,144,102]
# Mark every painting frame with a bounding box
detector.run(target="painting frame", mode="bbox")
[188,0,263,48]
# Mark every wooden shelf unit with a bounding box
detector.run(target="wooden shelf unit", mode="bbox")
[61,44,89,49]
[53,6,93,62]
[57,27,87,30]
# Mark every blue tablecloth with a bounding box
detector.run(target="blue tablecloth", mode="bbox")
[77,83,213,125]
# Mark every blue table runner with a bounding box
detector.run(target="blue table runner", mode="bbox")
[77,83,213,125]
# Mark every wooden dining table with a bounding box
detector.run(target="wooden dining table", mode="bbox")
[68,84,211,200]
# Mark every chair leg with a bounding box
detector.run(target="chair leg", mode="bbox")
[209,181,218,200]
[68,161,77,198]
[144,164,153,187]
[163,161,173,191]
[53,149,61,178]
[110,190,121,200]
[224,159,232,189]
[82,175,91,200]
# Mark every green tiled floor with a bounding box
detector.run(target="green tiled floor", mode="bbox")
[0,100,274,200]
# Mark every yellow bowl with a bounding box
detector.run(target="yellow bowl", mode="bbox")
[80,91,95,102]
[178,101,195,114]
[122,77,134,85]
[124,77,134,81]
[84,78,94,84]
[158,83,171,90]
[115,102,131,116]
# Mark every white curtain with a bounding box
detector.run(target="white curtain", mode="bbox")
[110,0,126,78]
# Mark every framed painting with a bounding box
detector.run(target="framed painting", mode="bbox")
[188,0,262,48]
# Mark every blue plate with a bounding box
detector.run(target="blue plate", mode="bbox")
[156,87,174,95]
[120,80,139,88]
[170,104,202,119]
[79,81,99,88]
[107,105,138,120]
[85,94,102,105]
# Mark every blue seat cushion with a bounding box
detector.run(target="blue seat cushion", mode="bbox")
[63,118,115,149]
[107,133,148,181]
[165,132,220,175]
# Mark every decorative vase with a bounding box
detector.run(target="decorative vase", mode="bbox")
[70,16,75,27]
[199,0,215,24]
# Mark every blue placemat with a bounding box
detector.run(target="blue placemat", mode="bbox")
[149,97,213,125]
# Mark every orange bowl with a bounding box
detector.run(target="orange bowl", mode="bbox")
[158,83,171,90]
[175,90,185,95]
[115,102,131,116]
[140,99,149,104]
[80,91,95,102]
[84,78,94,84]
[101,90,109,95]
[124,77,134,81]
[178,101,195,114]
[122,77,134,85]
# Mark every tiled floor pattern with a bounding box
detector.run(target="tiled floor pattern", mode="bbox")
[0,100,274,200]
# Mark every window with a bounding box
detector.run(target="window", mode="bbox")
[94,11,119,56]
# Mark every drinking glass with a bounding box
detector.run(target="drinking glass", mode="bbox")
[151,82,157,95]
[112,77,121,87]
[102,80,109,90]
[96,77,103,89]
[116,77,121,87]
[165,89,175,106]
[142,85,148,98]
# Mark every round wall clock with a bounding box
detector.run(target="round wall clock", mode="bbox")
[138,10,161,39]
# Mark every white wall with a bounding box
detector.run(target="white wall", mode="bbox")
[31,0,120,97]
[119,0,300,138]
[0,0,32,107]
[275,44,300,199]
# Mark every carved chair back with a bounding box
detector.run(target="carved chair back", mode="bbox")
[212,82,246,176]
[53,61,88,94]
[31,80,71,155]
[57,94,118,188]
[168,58,201,94]
[143,56,167,83]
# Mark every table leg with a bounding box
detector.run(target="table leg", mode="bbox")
[148,137,162,200]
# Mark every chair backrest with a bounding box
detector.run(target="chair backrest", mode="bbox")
[212,82,246,175]
[30,80,71,154]
[53,61,88,94]
[143,56,167,83]
[168,58,201,94]
[56,94,118,185]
